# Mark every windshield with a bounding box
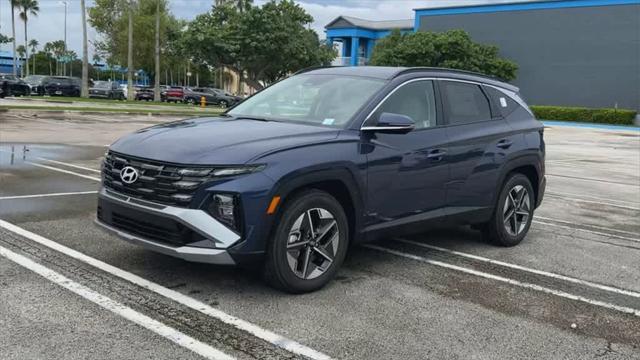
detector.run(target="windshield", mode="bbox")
[227,74,386,127]
[94,81,111,89]
[23,75,45,84]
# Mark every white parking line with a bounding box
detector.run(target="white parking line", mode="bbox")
[0,244,234,360]
[545,193,640,211]
[366,244,640,317]
[532,220,640,243]
[0,219,333,360]
[546,191,640,206]
[26,162,101,182]
[0,191,98,200]
[395,238,640,299]
[38,158,101,173]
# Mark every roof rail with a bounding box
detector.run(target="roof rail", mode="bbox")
[395,67,507,82]
[293,65,339,76]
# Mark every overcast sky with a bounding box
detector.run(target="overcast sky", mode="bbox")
[0,0,535,57]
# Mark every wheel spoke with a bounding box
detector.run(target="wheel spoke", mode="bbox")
[306,210,316,238]
[312,246,333,263]
[315,220,337,246]
[287,239,310,249]
[300,246,312,278]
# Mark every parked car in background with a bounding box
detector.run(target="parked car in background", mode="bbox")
[183,87,242,107]
[96,66,545,293]
[0,74,30,97]
[135,86,154,101]
[162,86,185,102]
[23,75,48,95]
[90,81,126,100]
[43,76,81,97]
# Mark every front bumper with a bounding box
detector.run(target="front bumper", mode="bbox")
[95,187,240,265]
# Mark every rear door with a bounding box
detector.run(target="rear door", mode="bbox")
[439,80,513,215]
[364,79,450,231]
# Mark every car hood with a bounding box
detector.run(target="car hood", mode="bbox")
[109,117,340,165]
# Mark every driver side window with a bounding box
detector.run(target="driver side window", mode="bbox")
[375,80,437,129]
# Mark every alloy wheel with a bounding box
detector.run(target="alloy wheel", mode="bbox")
[286,208,339,280]
[503,185,531,236]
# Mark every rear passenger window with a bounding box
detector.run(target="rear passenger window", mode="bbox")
[441,81,492,125]
[484,86,520,117]
[375,80,437,129]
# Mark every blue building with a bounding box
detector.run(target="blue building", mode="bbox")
[0,50,24,75]
[325,0,640,111]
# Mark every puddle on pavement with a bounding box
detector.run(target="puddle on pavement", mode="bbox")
[0,143,106,168]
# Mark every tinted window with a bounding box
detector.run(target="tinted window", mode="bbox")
[441,81,491,125]
[484,86,520,117]
[375,80,437,129]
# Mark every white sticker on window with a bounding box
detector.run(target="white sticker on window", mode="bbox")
[322,118,335,125]
[500,97,508,108]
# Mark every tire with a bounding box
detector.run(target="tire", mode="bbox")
[219,100,228,108]
[481,173,535,247]
[119,93,125,101]
[264,189,349,293]
[186,97,196,105]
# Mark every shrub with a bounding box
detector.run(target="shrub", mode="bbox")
[530,106,637,125]
[369,29,518,81]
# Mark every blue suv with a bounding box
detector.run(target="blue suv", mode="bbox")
[96,67,546,293]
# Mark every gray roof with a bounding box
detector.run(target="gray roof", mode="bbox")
[325,16,414,31]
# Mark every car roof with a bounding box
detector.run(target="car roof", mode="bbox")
[301,66,519,93]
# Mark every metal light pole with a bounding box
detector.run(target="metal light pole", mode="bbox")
[60,1,68,76]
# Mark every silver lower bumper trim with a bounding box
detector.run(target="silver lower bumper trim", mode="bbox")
[99,187,241,249]
[95,218,236,265]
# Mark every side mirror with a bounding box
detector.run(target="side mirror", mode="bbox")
[361,112,415,134]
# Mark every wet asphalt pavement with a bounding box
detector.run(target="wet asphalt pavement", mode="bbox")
[0,115,639,359]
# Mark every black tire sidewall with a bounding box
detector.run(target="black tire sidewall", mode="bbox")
[266,190,349,293]
[490,174,535,246]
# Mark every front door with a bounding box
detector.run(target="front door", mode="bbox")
[363,80,449,231]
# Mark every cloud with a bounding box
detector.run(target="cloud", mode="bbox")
[0,0,535,58]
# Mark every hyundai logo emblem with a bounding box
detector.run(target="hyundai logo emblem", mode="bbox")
[120,166,139,184]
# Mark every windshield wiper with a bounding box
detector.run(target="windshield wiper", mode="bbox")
[233,116,272,122]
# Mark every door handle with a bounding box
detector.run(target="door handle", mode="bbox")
[497,139,513,149]
[427,149,447,161]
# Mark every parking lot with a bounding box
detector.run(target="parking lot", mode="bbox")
[1,113,639,359]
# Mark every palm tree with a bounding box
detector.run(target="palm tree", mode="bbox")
[17,0,40,77]
[43,41,53,75]
[28,38,38,74]
[16,45,26,77]
[80,0,89,97]
[10,0,18,76]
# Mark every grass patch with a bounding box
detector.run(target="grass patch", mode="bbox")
[0,104,223,116]
[531,105,637,125]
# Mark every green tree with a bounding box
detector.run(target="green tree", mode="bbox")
[89,0,181,88]
[28,38,38,74]
[181,0,335,91]
[16,44,26,76]
[17,0,39,76]
[370,29,518,81]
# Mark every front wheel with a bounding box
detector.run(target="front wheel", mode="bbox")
[482,173,534,247]
[264,190,349,293]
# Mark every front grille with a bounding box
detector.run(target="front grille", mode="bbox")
[97,202,205,246]
[102,151,216,207]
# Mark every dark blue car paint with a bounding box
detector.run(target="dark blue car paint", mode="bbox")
[107,67,545,264]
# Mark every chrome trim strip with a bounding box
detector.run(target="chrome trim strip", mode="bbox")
[361,126,415,131]
[99,187,241,249]
[94,219,236,265]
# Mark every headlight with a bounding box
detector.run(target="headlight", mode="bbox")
[207,193,241,232]
[211,165,265,177]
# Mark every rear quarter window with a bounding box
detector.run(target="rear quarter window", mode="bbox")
[484,87,522,118]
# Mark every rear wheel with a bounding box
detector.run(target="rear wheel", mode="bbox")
[264,190,349,293]
[186,97,196,105]
[219,100,228,108]
[482,173,534,246]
